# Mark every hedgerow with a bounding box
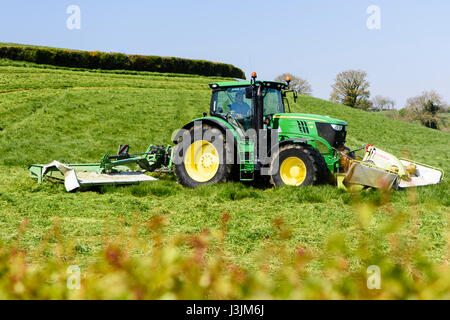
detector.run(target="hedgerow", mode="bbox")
[0,44,245,78]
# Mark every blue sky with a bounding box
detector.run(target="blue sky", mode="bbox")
[1,0,449,108]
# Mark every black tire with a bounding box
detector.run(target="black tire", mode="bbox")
[307,145,332,184]
[269,144,325,187]
[173,124,233,188]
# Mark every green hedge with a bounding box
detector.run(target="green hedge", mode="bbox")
[0,45,245,78]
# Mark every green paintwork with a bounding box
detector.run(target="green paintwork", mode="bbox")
[280,114,344,170]
[273,113,347,126]
[271,113,344,170]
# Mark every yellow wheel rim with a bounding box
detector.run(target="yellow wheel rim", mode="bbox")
[184,140,220,182]
[280,157,307,186]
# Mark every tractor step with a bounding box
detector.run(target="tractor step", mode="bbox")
[238,140,255,181]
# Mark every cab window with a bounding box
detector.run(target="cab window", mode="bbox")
[262,87,284,116]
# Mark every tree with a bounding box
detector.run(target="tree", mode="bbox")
[405,91,445,129]
[274,73,312,95]
[371,95,395,111]
[330,70,371,109]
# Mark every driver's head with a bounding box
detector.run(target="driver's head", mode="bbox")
[236,91,244,103]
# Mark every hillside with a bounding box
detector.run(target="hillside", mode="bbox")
[1,59,448,172]
[0,59,448,298]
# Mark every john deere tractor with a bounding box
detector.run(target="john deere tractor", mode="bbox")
[171,73,348,188]
[29,73,443,191]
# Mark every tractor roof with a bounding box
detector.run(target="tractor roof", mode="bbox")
[209,80,287,90]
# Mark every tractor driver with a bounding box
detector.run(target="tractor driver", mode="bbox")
[230,91,251,118]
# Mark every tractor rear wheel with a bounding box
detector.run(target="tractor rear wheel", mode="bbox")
[173,124,233,188]
[269,144,324,187]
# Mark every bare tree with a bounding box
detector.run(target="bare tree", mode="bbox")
[330,70,371,109]
[405,90,445,129]
[274,73,312,96]
[371,95,395,111]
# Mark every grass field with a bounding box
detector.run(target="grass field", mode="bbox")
[0,59,448,299]
[378,109,450,131]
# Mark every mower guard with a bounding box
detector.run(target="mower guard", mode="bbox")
[29,161,157,192]
[343,162,399,190]
[339,145,444,190]
[398,159,443,188]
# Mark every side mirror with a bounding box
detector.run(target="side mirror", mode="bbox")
[293,91,298,103]
[245,87,253,99]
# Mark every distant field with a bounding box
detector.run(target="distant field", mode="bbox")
[378,109,449,131]
[0,59,448,298]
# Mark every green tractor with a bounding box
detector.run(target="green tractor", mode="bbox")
[29,73,443,191]
[172,73,348,188]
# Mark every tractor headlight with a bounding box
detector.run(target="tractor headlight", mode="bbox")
[331,124,343,131]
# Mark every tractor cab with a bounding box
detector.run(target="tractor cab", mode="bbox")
[209,79,287,131]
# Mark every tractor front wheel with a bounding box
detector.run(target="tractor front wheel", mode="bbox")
[269,144,323,187]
